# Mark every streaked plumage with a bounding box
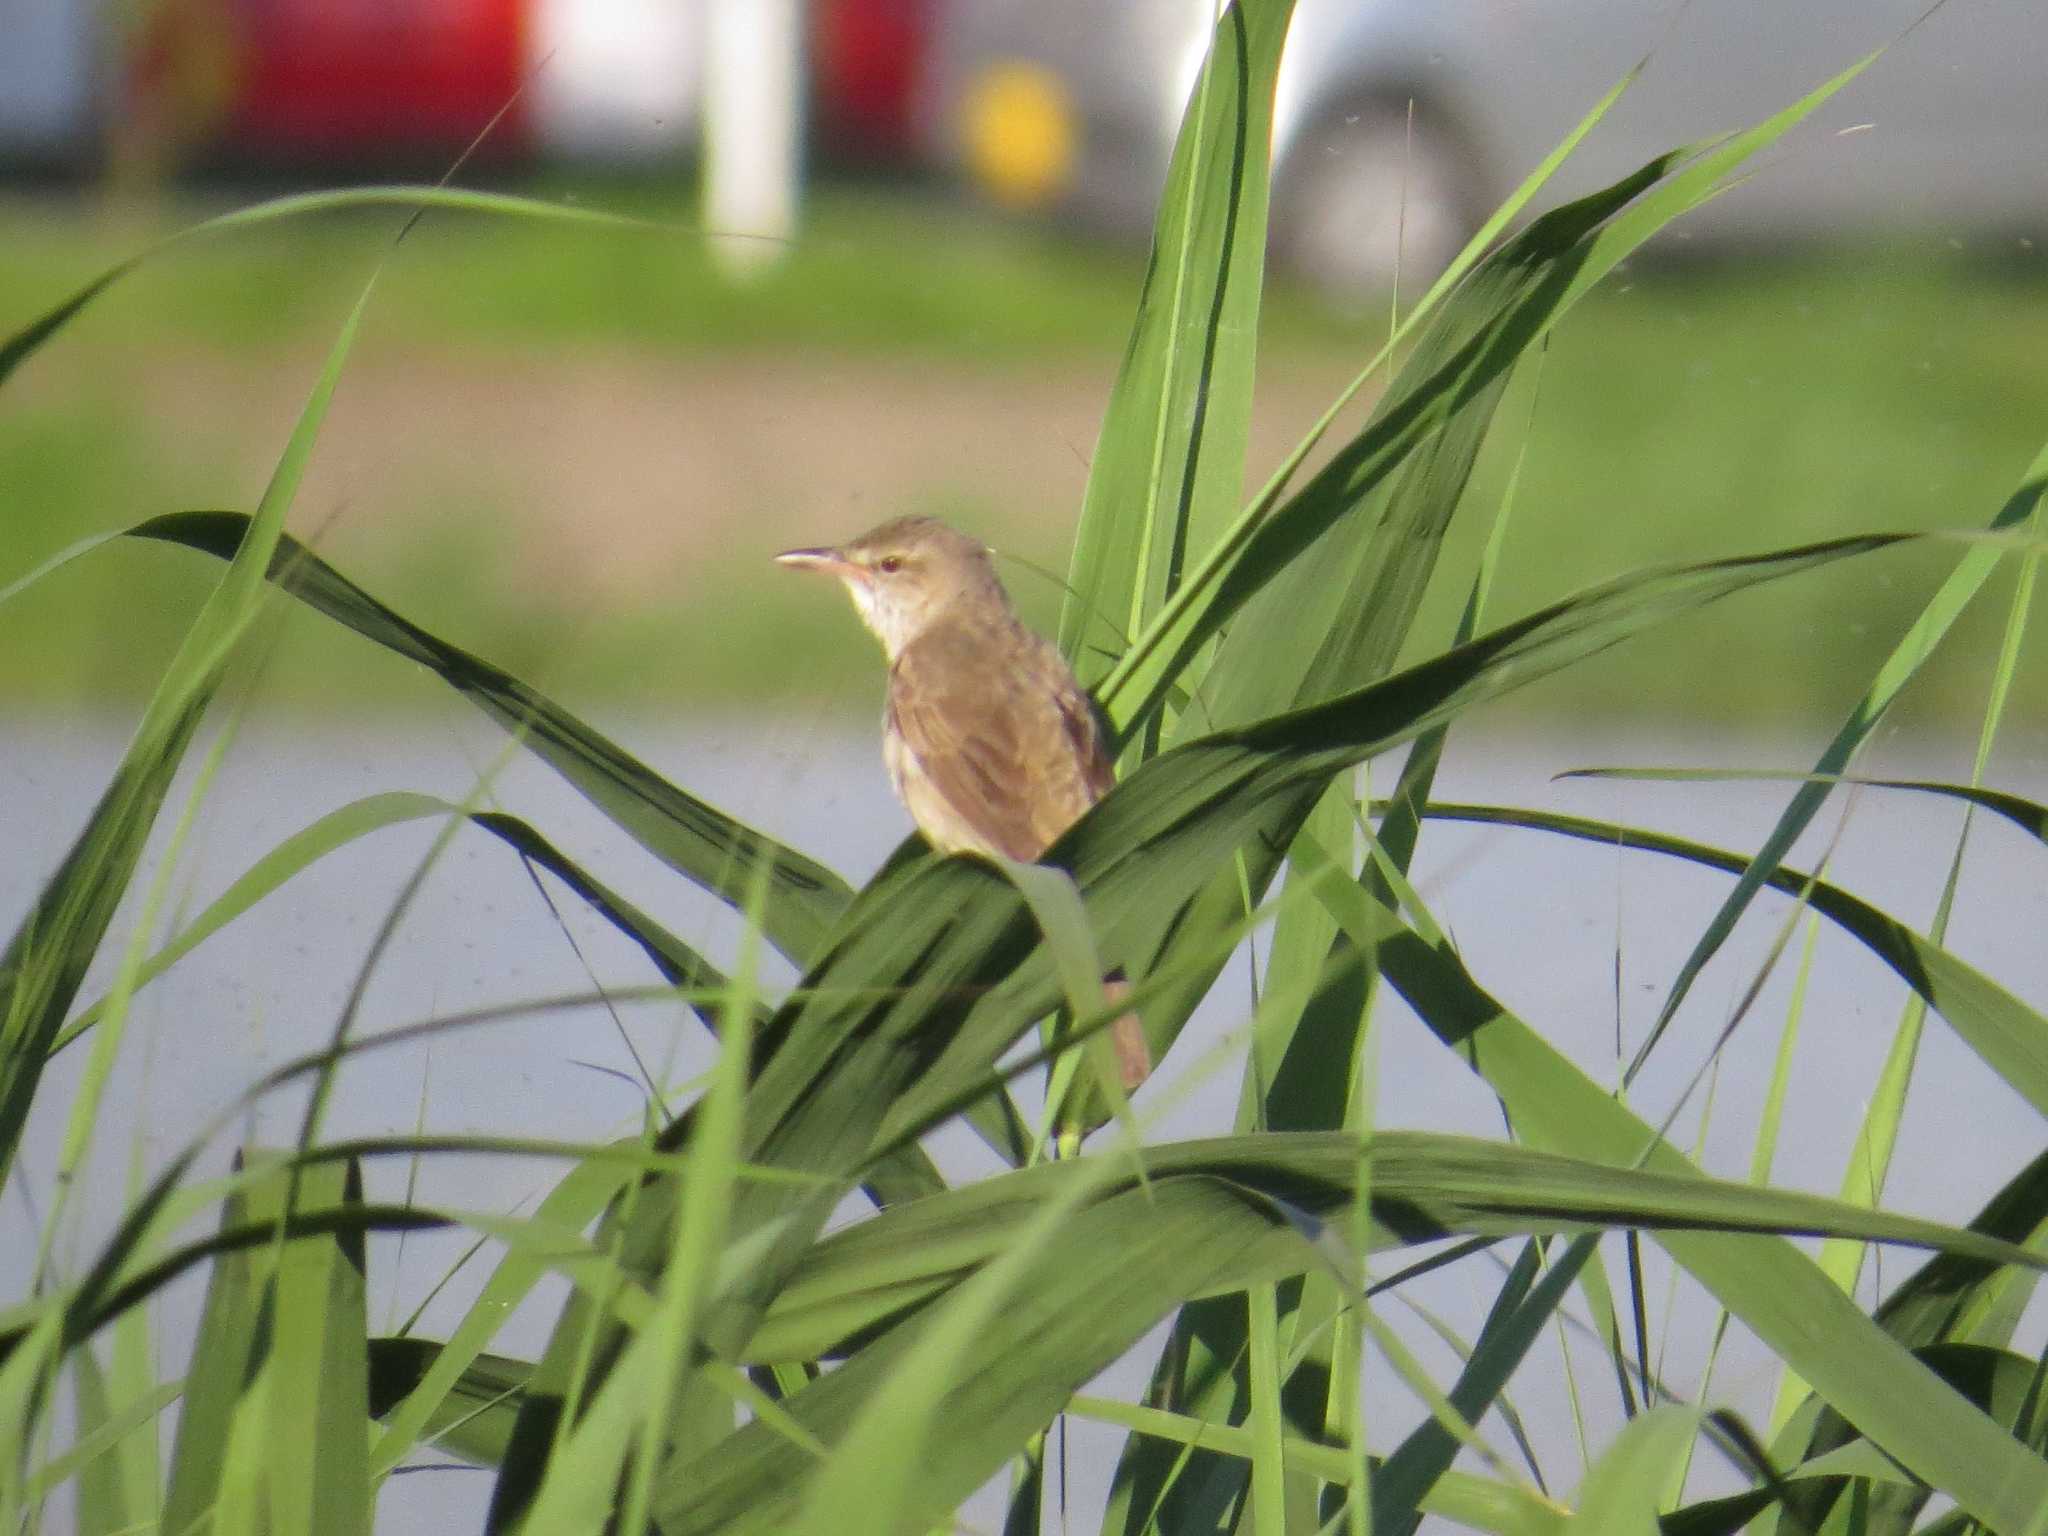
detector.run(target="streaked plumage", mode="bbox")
[775,515,1147,1089]
[885,611,1113,861]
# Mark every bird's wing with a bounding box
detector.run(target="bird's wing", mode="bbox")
[888,621,1113,861]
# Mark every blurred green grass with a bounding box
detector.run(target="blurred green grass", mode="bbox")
[3,184,2044,724]
[0,182,1228,357]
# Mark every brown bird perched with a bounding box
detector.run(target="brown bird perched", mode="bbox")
[775,515,1149,1091]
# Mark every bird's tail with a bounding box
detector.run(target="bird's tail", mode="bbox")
[1103,976,1150,1093]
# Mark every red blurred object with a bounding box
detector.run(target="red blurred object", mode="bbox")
[814,0,935,162]
[163,0,937,171]
[222,0,532,159]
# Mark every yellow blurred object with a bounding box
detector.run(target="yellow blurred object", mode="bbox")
[961,62,1077,209]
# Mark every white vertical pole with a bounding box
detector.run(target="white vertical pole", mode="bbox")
[702,0,804,277]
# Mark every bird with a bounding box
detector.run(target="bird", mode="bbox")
[775,515,1150,1092]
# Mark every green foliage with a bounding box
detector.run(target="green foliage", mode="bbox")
[4,3,2048,1532]
[3,228,2044,718]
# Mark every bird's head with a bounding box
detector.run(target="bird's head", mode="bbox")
[775,515,1010,659]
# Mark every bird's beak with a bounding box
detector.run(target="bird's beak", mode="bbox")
[774,546,862,582]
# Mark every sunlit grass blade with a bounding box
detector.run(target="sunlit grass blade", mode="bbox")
[617,870,759,1536]
[1876,1149,2048,1354]
[68,1347,130,1536]
[785,1124,1127,1536]
[1130,350,1547,1525]
[1093,84,1643,738]
[1366,913,2048,1530]
[508,887,760,1534]
[646,1129,2048,1531]
[740,1132,2048,1366]
[1627,439,2048,1083]
[0,277,374,1187]
[1061,0,1293,713]
[986,855,1134,1153]
[264,1157,371,1536]
[1244,1280,1285,1536]
[125,511,852,964]
[1763,1145,2048,1534]
[1560,767,2048,845]
[1069,1395,1567,1534]
[63,1194,677,1369]
[34,1363,179,1518]
[1572,1404,1698,1531]
[1101,49,1880,751]
[103,1176,161,1532]
[1081,112,1908,1261]
[0,185,655,390]
[5,7,2035,1530]
[1372,1237,1591,1534]
[1771,483,2031,1427]
[1394,1295,1549,1493]
[369,1155,637,1476]
[1377,343,1547,883]
[1266,803,1358,1067]
[161,1154,288,1536]
[1109,150,1676,745]
[1756,1340,2048,1534]
[650,1157,1388,1531]
[1418,802,2048,1123]
[368,1342,529,1468]
[55,795,748,1057]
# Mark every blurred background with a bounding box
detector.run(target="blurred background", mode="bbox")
[6,13,2047,1529]
[3,0,2046,725]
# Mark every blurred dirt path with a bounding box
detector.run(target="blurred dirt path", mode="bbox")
[59,345,1374,601]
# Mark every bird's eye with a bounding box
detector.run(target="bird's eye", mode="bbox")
[877,555,904,575]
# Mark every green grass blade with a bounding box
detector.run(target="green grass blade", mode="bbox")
[1628,439,2048,1082]
[125,511,853,965]
[617,870,759,1536]
[1106,151,1672,745]
[368,1342,530,1468]
[786,1130,1129,1536]
[369,1156,637,1475]
[0,278,374,1187]
[1377,342,1546,881]
[69,1348,127,1536]
[1079,172,1908,1159]
[1419,802,2048,1124]
[1764,1148,2048,1534]
[1102,46,1879,752]
[1561,768,2048,848]
[1372,1237,1593,1534]
[0,528,128,611]
[988,855,1134,1151]
[741,1132,2048,1365]
[53,792,448,1050]
[1367,919,2048,1531]
[649,1131,2048,1531]
[1092,79,1648,738]
[35,1367,180,1516]
[1572,1405,1698,1532]
[1120,341,1548,1532]
[1245,1282,1286,1536]
[1068,1395,1567,1534]
[265,1158,371,1536]
[104,1202,162,1530]
[56,795,749,1057]
[1061,0,1293,708]
[0,185,652,389]
[161,1155,288,1536]
[428,530,1915,1503]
